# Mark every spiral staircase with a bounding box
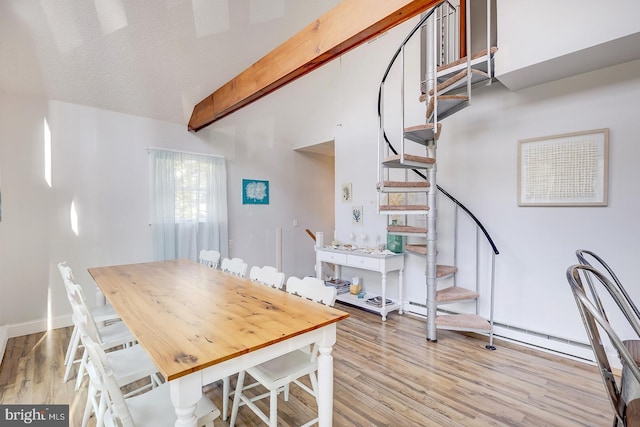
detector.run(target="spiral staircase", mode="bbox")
[377,0,499,345]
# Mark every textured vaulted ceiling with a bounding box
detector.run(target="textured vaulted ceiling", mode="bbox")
[0,0,339,126]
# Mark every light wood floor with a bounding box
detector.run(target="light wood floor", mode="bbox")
[0,303,612,426]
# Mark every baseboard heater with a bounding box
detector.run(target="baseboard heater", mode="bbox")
[406,301,595,362]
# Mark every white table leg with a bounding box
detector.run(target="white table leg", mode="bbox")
[317,325,337,427]
[170,374,201,427]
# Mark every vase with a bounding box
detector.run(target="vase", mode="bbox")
[386,221,404,253]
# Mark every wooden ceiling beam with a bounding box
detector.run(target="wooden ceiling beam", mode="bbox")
[188,0,442,132]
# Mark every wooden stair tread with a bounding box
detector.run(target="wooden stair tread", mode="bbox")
[404,244,442,256]
[383,154,435,164]
[428,68,490,96]
[437,47,498,73]
[380,204,429,211]
[377,181,430,189]
[383,154,435,169]
[426,94,468,119]
[436,314,491,331]
[436,265,457,278]
[404,244,427,255]
[437,286,479,303]
[387,225,427,234]
[378,181,429,188]
[404,123,442,143]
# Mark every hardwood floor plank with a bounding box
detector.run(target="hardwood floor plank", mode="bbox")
[0,303,612,426]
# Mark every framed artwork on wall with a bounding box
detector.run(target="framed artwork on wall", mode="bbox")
[352,205,363,224]
[341,183,352,202]
[518,128,609,207]
[242,179,270,205]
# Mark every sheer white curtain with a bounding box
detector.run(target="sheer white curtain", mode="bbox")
[149,149,228,261]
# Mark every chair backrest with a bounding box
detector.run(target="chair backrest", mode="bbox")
[59,261,98,307]
[59,261,109,347]
[221,257,248,278]
[58,262,77,294]
[249,265,285,289]
[249,266,261,281]
[58,262,89,313]
[285,276,337,306]
[67,282,107,345]
[199,249,221,269]
[567,264,640,425]
[576,249,640,324]
[78,322,137,427]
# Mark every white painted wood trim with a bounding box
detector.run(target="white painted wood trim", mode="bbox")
[6,314,73,339]
[0,324,8,366]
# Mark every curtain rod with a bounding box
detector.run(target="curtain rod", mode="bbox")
[146,147,225,159]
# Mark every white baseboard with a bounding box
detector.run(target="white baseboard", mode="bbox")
[491,324,597,363]
[0,325,8,366]
[0,315,81,368]
[6,315,73,339]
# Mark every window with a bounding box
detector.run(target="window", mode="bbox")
[149,149,228,261]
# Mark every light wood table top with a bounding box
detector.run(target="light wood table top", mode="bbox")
[88,259,349,381]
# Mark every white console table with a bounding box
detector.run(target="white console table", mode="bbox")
[315,247,404,321]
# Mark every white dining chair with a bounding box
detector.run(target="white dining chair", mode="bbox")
[221,257,248,278]
[218,256,248,419]
[229,276,337,427]
[249,265,285,290]
[80,325,220,427]
[58,263,135,388]
[65,279,137,391]
[73,303,162,427]
[58,262,122,382]
[199,249,221,269]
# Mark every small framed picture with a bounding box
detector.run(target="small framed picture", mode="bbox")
[352,205,363,224]
[342,183,352,202]
[242,179,269,205]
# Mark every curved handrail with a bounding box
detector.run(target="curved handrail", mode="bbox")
[377,2,499,255]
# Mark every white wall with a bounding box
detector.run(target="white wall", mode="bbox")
[496,0,640,90]
[498,0,640,71]
[0,92,334,335]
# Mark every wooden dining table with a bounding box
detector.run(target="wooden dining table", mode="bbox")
[88,259,349,427]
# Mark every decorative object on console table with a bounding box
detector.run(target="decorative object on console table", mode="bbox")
[350,277,361,295]
[325,278,350,295]
[386,220,404,253]
[366,296,393,308]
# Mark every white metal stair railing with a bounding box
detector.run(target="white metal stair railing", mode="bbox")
[377,0,498,347]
